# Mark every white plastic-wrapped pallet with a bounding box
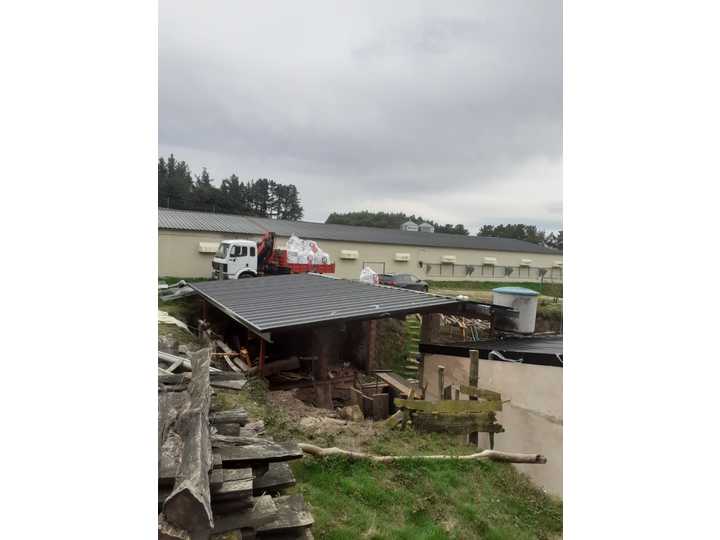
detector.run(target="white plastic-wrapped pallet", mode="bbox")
[359,266,379,284]
[285,234,331,265]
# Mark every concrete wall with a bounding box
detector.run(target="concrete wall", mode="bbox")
[159,229,563,281]
[423,353,563,497]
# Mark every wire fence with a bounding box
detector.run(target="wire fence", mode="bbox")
[421,263,562,283]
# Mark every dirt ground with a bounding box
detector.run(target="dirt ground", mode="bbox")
[268,389,382,450]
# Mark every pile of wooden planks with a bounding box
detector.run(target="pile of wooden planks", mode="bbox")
[439,314,491,341]
[159,348,314,539]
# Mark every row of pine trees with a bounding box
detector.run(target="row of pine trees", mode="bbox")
[158,155,304,220]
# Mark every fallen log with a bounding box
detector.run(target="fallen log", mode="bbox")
[298,443,546,464]
[163,348,214,533]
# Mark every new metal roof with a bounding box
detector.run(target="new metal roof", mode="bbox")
[159,208,561,255]
[189,273,461,336]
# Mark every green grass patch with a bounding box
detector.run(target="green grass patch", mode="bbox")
[212,380,563,539]
[537,300,562,322]
[291,456,562,540]
[428,281,562,299]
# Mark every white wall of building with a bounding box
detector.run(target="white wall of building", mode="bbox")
[158,229,563,281]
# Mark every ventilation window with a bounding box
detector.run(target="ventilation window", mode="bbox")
[198,242,219,253]
[395,252,410,262]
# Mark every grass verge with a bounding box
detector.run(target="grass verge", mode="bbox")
[428,281,562,299]
[214,380,562,539]
[291,456,561,540]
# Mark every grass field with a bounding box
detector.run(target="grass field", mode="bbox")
[427,281,562,323]
[427,281,562,299]
[210,380,562,540]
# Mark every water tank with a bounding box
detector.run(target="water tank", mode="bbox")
[492,286,540,334]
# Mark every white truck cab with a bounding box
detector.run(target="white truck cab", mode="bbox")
[212,239,258,279]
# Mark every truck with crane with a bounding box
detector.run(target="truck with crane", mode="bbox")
[211,232,335,279]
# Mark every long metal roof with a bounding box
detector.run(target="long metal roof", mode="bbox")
[159,208,561,255]
[189,273,462,336]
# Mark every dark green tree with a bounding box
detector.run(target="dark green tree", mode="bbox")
[477,224,548,245]
[158,154,194,209]
[159,156,304,219]
[325,211,469,234]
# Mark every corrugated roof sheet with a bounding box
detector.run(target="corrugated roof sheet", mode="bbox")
[159,208,561,255]
[189,273,460,334]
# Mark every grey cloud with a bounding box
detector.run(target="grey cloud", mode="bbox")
[160,0,562,232]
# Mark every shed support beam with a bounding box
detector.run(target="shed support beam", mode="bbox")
[367,320,378,372]
[420,313,441,344]
[468,349,480,446]
[312,326,336,409]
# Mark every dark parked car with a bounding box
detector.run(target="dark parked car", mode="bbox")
[378,273,429,292]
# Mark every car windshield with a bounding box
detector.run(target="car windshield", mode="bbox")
[215,244,229,259]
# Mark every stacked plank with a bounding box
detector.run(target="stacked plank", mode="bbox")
[439,314,490,341]
[159,348,314,539]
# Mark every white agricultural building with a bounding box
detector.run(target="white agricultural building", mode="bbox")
[158,208,562,282]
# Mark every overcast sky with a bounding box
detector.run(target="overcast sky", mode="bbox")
[160,1,562,234]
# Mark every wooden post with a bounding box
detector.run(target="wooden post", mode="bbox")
[420,313,441,344]
[367,320,378,371]
[469,349,480,445]
[437,365,445,401]
[417,353,424,393]
[259,339,266,374]
[313,326,334,409]
[372,393,390,420]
